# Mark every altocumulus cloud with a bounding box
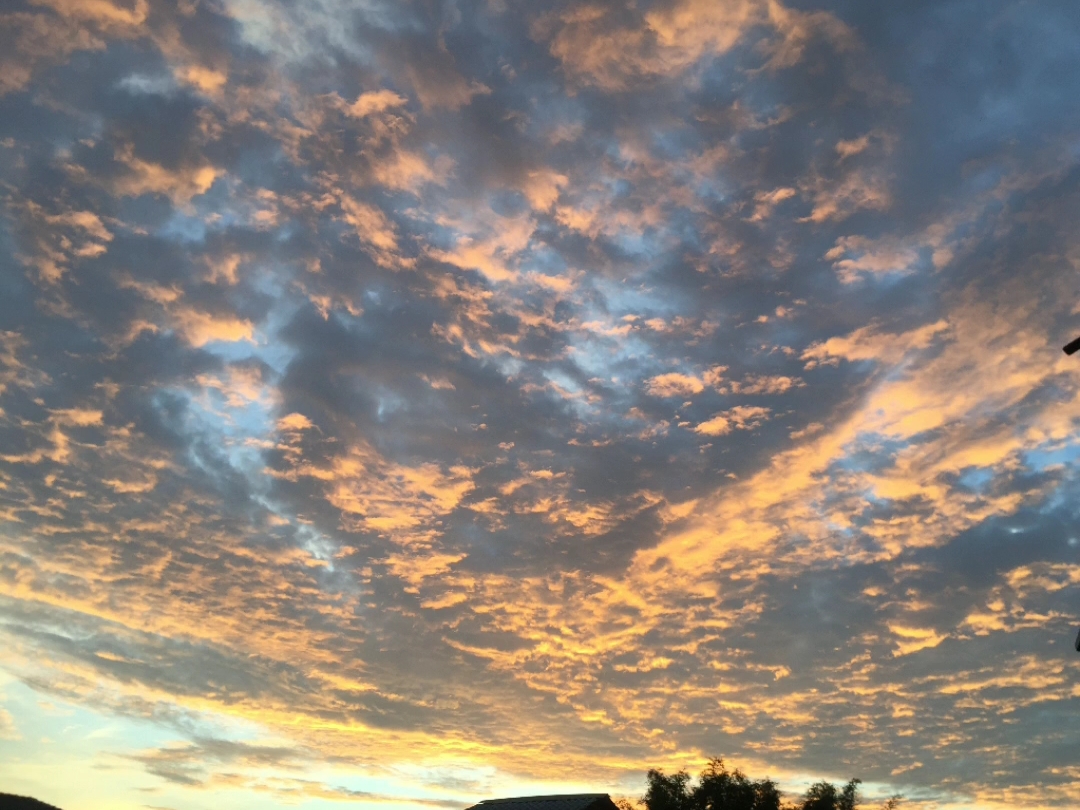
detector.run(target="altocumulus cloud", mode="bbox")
[1,1,1080,809]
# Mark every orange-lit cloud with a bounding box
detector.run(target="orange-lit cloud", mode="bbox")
[1,2,1079,809]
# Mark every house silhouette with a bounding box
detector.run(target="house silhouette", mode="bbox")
[0,794,64,810]
[466,795,620,810]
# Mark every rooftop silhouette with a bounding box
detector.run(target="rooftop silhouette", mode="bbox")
[0,794,64,810]
[467,794,620,810]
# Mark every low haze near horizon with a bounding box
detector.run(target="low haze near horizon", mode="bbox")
[1,1,1079,808]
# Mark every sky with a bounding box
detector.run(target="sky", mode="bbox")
[1,0,1079,808]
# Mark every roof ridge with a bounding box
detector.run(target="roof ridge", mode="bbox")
[478,796,609,803]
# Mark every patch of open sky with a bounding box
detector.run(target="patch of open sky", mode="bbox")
[194,260,302,374]
[601,139,630,170]
[9,666,191,736]
[156,208,208,243]
[0,670,373,810]
[320,765,451,799]
[1038,465,1080,514]
[116,72,178,96]
[174,384,271,485]
[565,285,683,387]
[272,221,302,246]
[295,522,338,568]
[165,374,330,562]
[538,366,586,404]
[250,262,306,367]
[49,118,105,161]
[871,356,926,387]
[162,178,294,245]
[664,207,709,251]
[402,206,470,253]
[389,761,497,796]
[650,123,697,156]
[608,227,659,259]
[484,352,524,383]
[0,595,92,647]
[649,128,704,192]
[162,331,290,479]
[374,385,410,422]
[518,233,568,272]
[159,280,314,534]
[957,466,995,492]
[569,329,652,387]
[592,274,681,320]
[852,487,890,511]
[196,180,255,232]
[0,675,178,770]
[834,433,912,475]
[222,0,383,66]
[193,335,262,365]
[964,163,1008,196]
[1023,441,1080,474]
[578,324,674,379]
[857,262,933,292]
[526,90,587,134]
[687,173,730,205]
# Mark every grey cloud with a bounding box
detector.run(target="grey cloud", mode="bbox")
[2,0,1080,806]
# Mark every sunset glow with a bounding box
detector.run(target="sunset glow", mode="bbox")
[1,1,1079,809]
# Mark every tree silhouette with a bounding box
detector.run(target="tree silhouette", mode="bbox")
[799,779,860,810]
[644,768,693,810]
[642,759,781,810]
[839,779,861,810]
[692,757,781,810]
[635,760,898,810]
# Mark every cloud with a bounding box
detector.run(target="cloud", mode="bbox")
[339,195,403,264]
[747,187,797,222]
[801,320,951,369]
[646,372,705,398]
[347,89,409,118]
[726,375,802,395]
[0,1,150,95]
[693,405,771,436]
[404,61,491,112]
[824,235,920,282]
[888,624,946,656]
[521,169,569,213]
[536,0,855,91]
[113,145,221,204]
[0,11,106,96]
[2,1,1080,808]
[426,211,534,283]
[0,706,19,740]
[272,434,477,539]
[174,309,255,347]
[33,0,149,26]
[800,167,891,223]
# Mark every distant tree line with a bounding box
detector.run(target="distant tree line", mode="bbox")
[619,758,901,810]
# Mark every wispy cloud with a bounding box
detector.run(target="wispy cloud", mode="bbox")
[2,1,1080,809]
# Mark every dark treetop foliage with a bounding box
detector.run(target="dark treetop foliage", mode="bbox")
[800,779,860,810]
[633,758,894,810]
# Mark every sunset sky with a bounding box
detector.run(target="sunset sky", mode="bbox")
[2,1,1080,809]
